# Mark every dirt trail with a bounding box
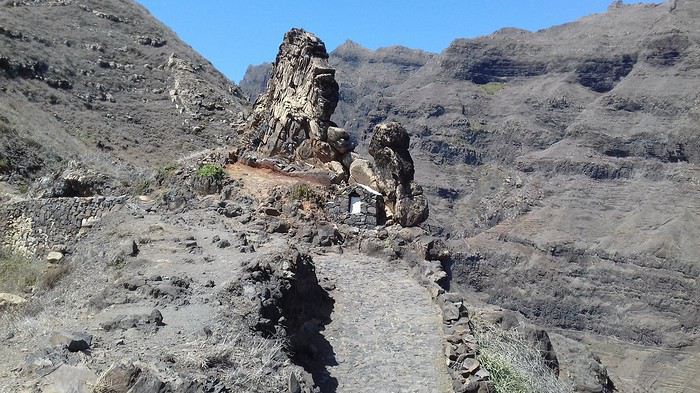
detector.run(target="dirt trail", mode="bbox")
[225,162,329,198]
[313,253,452,393]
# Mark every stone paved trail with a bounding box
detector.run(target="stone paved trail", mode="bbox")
[314,253,452,393]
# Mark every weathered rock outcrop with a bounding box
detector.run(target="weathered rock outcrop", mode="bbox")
[368,122,429,227]
[242,30,428,228]
[243,7,700,390]
[246,29,346,164]
[226,248,333,356]
[222,248,331,392]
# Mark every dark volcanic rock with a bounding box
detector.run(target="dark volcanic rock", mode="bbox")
[575,54,637,93]
[50,331,92,352]
[369,122,428,226]
[226,248,333,349]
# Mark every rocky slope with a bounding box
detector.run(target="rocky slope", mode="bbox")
[0,0,248,188]
[242,1,700,391]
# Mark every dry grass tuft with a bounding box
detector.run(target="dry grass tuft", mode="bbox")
[181,331,288,392]
[472,318,573,393]
[0,248,41,293]
[38,264,71,290]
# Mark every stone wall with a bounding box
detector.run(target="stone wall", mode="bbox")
[326,186,384,229]
[0,196,126,256]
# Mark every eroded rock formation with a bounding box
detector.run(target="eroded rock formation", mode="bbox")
[246,28,344,164]
[368,122,429,227]
[243,29,429,227]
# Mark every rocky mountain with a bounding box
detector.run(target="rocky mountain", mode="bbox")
[242,1,700,391]
[1,0,698,391]
[0,0,248,190]
[0,4,509,391]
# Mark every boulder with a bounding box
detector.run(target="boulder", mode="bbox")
[368,122,428,227]
[521,326,560,375]
[39,364,96,393]
[99,309,164,332]
[224,248,333,361]
[47,251,64,264]
[50,331,92,352]
[92,362,159,393]
[368,121,415,198]
[425,238,451,262]
[36,161,107,197]
[395,184,429,227]
[0,293,27,308]
[340,151,360,169]
[314,223,341,247]
[295,139,337,163]
[327,126,354,154]
[326,160,347,184]
[349,158,380,191]
[119,239,139,257]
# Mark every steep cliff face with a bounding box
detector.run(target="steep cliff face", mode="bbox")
[242,1,700,390]
[0,0,249,185]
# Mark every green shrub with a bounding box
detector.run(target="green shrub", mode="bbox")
[197,164,225,181]
[481,82,507,95]
[0,249,41,293]
[0,155,8,172]
[478,349,530,393]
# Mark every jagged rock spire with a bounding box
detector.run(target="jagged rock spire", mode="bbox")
[245,28,343,163]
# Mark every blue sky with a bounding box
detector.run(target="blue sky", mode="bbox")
[136,1,658,82]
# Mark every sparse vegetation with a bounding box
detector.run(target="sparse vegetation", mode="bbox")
[197,163,225,181]
[290,183,324,204]
[0,249,68,293]
[156,163,179,182]
[480,82,507,95]
[471,318,573,393]
[133,179,152,195]
[0,249,41,293]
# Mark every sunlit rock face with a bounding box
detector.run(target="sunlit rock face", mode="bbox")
[246,28,342,163]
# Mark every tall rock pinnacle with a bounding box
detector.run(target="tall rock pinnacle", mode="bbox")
[245,28,345,163]
[242,29,427,227]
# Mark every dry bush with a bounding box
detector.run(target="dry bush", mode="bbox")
[37,264,71,290]
[0,248,41,293]
[290,183,325,205]
[0,295,55,343]
[471,318,573,393]
[182,331,288,392]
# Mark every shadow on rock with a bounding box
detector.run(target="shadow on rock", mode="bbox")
[288,290,337,392]
[224,248,338,392]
